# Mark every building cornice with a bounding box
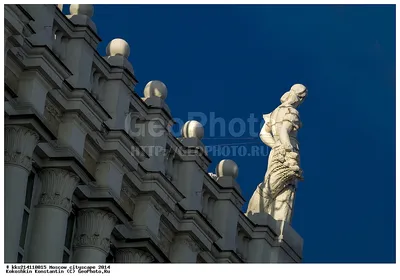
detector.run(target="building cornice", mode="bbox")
[5,5,33,37]
[179,209,223,249]
[60,81,112,119]
[112,236,170,263]
[211,242,244,263]
[5,108,57,141]
[74,196,133,225]
[103,128,148,162]
[89,129,147,174]
[54,8,101,49]
[33,149,94,185]
[135,169,186,212]
[105,58,139,86]
[167,135,211,171]
[20,42,72,86]
[203,170,245,211]
[15,5,35,21]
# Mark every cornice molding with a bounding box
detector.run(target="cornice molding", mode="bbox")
[21,41,72,85]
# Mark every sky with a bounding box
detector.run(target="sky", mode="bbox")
[79,4,395,263]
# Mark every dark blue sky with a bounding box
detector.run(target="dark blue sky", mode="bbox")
[84,5,395,263]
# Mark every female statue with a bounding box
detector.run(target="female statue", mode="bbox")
[246,84,307,224]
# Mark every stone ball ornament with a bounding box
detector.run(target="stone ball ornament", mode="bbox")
[70,4,94,17]
[144,80,168,100]
[181,120,204,139]
[216,159,239,179]
[106,38,130,58]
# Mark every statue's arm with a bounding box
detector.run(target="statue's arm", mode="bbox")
[280,121,293,150]
[280,109,299,150]
[260,116,275,148]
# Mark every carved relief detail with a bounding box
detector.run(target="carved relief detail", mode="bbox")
[176,236,202,253]
[120,186,135,217]
[4,151,32,171]
[115,248,154,263]
[74,234,111,253]
[73,209,118,254]
[37,168,80,212]
[5,125,39,171]
[44,99,62,133]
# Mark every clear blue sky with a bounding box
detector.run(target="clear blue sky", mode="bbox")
[83,4,395,263]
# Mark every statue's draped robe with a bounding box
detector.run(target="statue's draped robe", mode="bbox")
[246,105,303,223]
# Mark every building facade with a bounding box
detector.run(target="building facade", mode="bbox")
[4,4,303,263]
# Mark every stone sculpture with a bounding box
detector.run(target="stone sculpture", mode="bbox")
[246,84,307,223]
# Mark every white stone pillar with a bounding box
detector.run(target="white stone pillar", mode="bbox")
[72,209,117,263]
[4,125,39,263]
[169,235,201,263]
[27,169,80,263]
[115,248,154,263]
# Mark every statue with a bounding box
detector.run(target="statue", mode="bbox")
[246,84,307,224]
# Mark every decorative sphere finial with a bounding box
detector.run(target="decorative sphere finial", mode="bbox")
[144,80,168,100]
[106,38,130,58]
[182,121,204,139]
[216,159,239,179]
[70,4,94,17]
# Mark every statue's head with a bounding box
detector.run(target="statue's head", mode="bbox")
[280,84,307,107]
